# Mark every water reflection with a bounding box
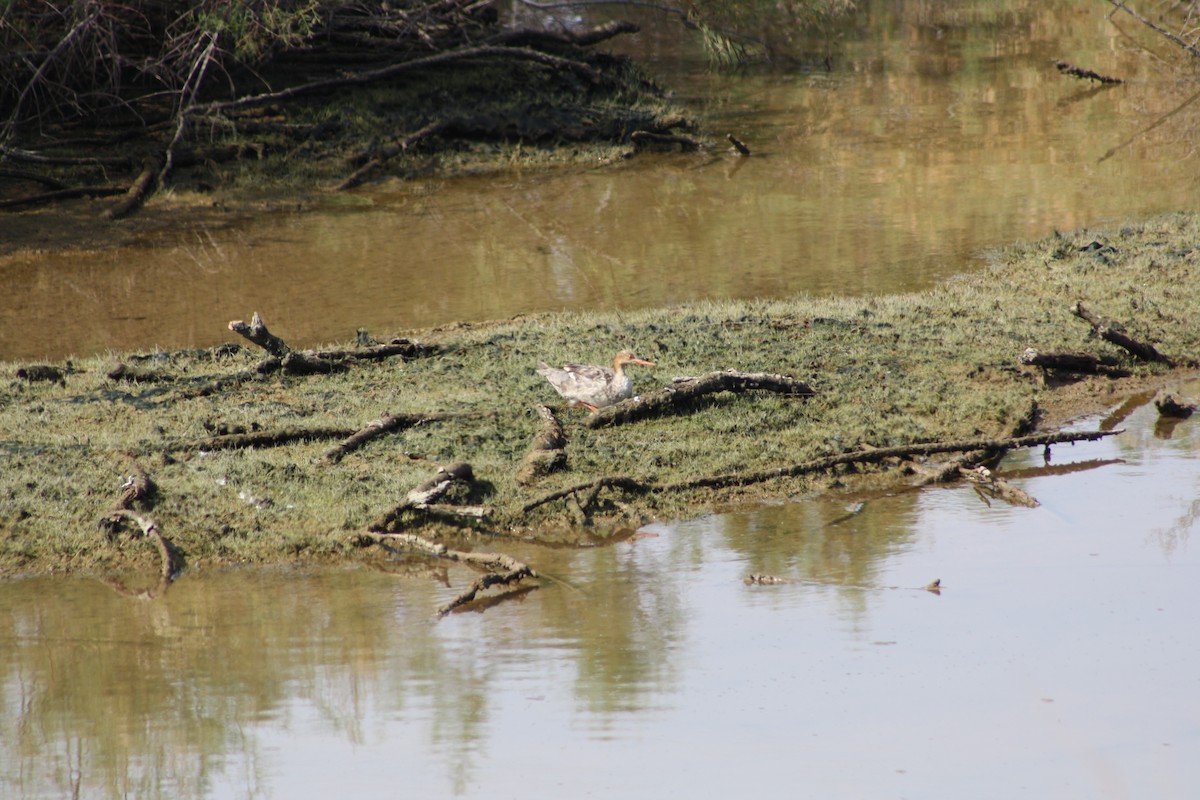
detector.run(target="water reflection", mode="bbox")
[5,0,1200,361]
[3,389,1198,797]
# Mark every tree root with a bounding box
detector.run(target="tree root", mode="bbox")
[585,370,815,428]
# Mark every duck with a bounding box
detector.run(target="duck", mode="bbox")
[537,350,656,411]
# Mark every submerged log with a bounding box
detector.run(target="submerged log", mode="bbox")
[586,370,815,428]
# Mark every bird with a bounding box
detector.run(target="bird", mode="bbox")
[537,350,656,411]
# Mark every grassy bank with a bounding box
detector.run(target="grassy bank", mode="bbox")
[3,214,1200,577]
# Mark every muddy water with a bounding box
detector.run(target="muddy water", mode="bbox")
[3,386,1199,798]
[4,0,1200,361]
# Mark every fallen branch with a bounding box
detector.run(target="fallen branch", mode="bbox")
[959,465,1040,508]
[321,412,470,463]
[356,530,537,617]
[192,425,356,452]
[1019,347,1132,378]
[1154,390,1197,419]
[106,153,163,220]
[369,462,481,531]
[98,459,180,599]
[487,19,640,48]
[516,404,568,485]
[1069,301,1182,366]
[522,475,652,514]
[726,133,751,155]
[586,370,815,428]
[228,312,291,357]
[192,45,602,118]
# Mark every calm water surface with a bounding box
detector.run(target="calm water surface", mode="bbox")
[2,388,1199,798]
[3,0,1200,360]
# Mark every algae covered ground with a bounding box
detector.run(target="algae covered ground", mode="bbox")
[3,214,1200,578]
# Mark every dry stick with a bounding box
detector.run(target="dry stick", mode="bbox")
[1106,0,1200,58]
[335,120,447,191]
[586,370,815,429]
[360,531,537,617]
[726,133,751,155]
[1069,301,1180,366]
[189,45,602,119]
[229,312,292,357]
[1019,347,1132,378]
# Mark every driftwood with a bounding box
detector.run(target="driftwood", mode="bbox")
[1020,347,1131,378]
[726,133,751,156]
[1053,60,1122,84]
[321,411,471,463]
[105,154,163,220]
[1154,390,1197,419]
[516,404,568,485]
[193,426,355,452]
[1069,302,1179,366]
[358,530,537,617]
[523,427,1120,514]
[959,465,1040,508]
[229,312,291,357]
[98,458,181,599]
[585,370,815,429]
[746,573,942,594]
[369,462,485,531]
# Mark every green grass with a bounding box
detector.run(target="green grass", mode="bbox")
[4,214,1200,575]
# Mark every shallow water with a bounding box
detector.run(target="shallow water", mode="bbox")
[3,387,1198,798]
[3,0,1200,361]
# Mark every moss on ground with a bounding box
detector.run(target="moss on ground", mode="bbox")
[3,214,1200,576]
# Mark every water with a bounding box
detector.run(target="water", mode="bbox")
[2,388,1198,798]
[3,0,1200,361]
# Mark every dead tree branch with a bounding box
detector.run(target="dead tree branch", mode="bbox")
[369,462,483,531]
[1106,0,1200,58]
[586,370,815,428]
[229,312,291,357]
[335,119,448,191]
[1069,301,1182,366]
[1053,60,1123,84]
[321,412,472,463]
[1020,347,1132,378]
[191,426,356,452]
